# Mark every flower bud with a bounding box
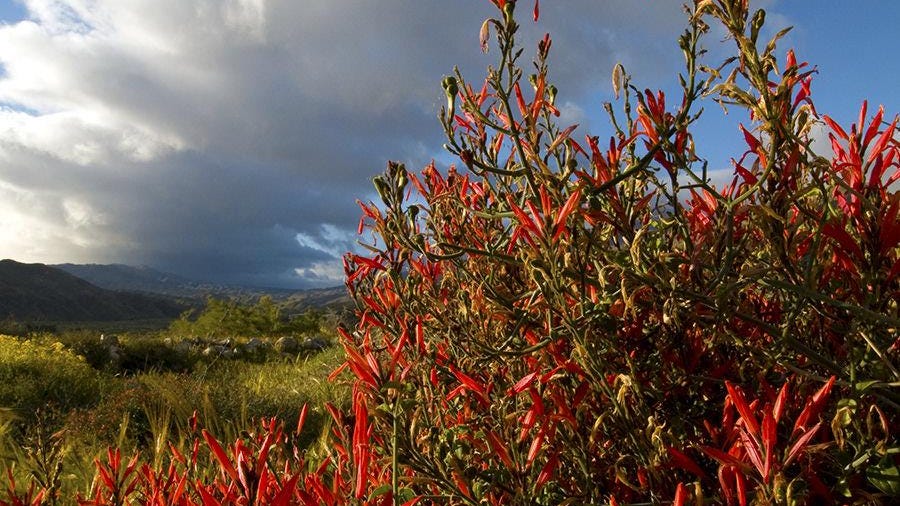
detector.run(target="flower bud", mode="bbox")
[538,33,552,60]
[373,176,390,202]
[503,1,516,24]
[442,76,458,120]
[459,149,474,168]
[441,76,459,99]
[750,9,765,43]
[479,19,491,53]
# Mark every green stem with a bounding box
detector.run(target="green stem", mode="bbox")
[392,396,400,505]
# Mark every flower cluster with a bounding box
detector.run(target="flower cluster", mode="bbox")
[3,0,897,504]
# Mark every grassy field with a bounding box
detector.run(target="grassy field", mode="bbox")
[0,324,349,499]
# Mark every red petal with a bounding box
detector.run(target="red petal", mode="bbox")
[739,124,761,155]
[785,422,822,467]
[485,430,515,470]
[667,447,708,479]
[739,428,766,480]
[734,162,758,186]
[535,453,558,490]
[862,104,882,148]
[700,446,748,470]
[514,81,528,117]
[857,100,869,139]
[552,190,582,240]
[726,381,760,437]
[202,430,239,484]
[793,376,835,435]
[547,124,578,153]
[822,223,863,262]
[511,371,539,395]
[822,115,848,141]
[296,404,309,436]
[773,382,789,423]
[271,476,299,506]
[762,412,776,481]
[673,482,688,506]
[867,117,898,164]
[526,424,547,465]
[736,471,748,506]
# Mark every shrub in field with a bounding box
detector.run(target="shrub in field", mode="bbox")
[335,0,899,504]
[47,330,121,371]
[170,297,322,340]
[0,336,100,424]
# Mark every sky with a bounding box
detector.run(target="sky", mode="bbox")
[0,1,896,289]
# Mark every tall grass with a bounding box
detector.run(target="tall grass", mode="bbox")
[0,336,101,425]
[0,331,348,499]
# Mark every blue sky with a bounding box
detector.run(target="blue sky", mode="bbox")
[0,1,24,22]
[0,0,896,288]
[778,2,899,122]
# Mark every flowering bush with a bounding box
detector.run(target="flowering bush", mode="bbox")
[338,0,899,504]
[3,0,898,504]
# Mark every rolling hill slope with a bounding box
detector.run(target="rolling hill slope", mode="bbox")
[55,263,350,313]
[0,260,187,322]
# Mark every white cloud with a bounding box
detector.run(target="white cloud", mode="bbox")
[808,121,833,160]
[0,180,129,262]
[295,224,355,259]
[0,0,686,287]
[294,261,344,286]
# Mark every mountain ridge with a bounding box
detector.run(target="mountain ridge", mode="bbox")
[0,259,187,322]
[54,263,350,314]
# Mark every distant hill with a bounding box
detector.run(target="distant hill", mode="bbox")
[55,263,231,298]
[0,260,187,322]
[54,263,350,314]
[278,286,353,313]
[53,264,194,297]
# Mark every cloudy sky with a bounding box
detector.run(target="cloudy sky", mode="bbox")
[0,0,896,288]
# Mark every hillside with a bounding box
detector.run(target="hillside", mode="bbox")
[55,263,350,313]
[279,286,353,312]
[54,263,199,296]
[0,260,187,322]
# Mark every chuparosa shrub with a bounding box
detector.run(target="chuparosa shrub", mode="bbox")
[338,0,899,504]
[4,0,897,505]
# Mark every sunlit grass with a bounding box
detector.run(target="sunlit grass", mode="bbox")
[0,330,349,498]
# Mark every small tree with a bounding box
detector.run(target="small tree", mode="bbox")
[169,296,319,338]
[336,0,899,504]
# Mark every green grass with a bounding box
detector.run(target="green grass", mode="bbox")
[0,329,350,498]
[0,335,102,423]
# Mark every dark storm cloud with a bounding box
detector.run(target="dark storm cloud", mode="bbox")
[0,0,685,288]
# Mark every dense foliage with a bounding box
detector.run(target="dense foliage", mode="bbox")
[0,336,99,420]
[0,333,345,504]
[2,0,898,504]
[334,0,899,504]
[169,296,322,339]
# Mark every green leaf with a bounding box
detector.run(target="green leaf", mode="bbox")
[868,456,900,496]
[854,380,880,392]
[381,380,405,392]
[371,484,393,497]
[398,487,417,502]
